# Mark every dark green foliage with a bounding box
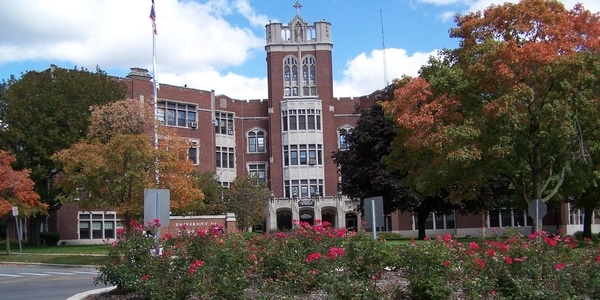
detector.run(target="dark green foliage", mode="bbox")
[39,232,60,246]
[0,66,127,244]
[224,175,270,230]
[192,171,227,215]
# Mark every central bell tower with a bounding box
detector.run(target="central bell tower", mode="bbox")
[265,2,335,202]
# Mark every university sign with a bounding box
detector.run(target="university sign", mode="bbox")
[162,213,237,237]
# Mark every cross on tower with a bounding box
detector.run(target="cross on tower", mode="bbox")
[293,1,302,15]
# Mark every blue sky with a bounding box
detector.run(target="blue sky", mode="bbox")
[1,0,598,99]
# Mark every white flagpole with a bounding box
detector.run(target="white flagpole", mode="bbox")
[151,0,159,187]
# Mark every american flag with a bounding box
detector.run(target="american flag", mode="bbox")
[150,0,157,35]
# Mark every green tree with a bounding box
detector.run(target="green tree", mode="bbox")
[0,66,127,245]
[385,0,600,235]
[193,171,227,215]
[224,175,269,231]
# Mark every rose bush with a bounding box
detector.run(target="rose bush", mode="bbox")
[393,231,600,299]
[94,220,393,300]
[95,220,600,299]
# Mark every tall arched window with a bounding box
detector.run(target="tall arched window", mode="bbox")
[338,127,353,150]
[302,56,317,96]
[248,129,266,153]
[283,56,299,98]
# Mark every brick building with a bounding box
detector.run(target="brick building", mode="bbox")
[43,3,598,245]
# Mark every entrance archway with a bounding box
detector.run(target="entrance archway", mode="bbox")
[299,210,314,225]
[276,210,293,231]
[321,209,336,227]
[345,213,358,231]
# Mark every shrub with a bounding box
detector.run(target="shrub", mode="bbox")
[95,222,600,299]
[393,232,600,299]
[376,232,403,240]
[40,232,60,246]
[94,219,393,300]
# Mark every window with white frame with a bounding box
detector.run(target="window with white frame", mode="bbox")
[488,209,530,227]
[248,163,267,183]
[338,127,353,150]
[283,144,322,166]
[282,109,321,132]
[302,56,317,96]
[214,112,234,135]
[188,140,199,165]
[414,212,456,230]
[284,179,322,199]
[216,147,235,169]
[283,56,299,97]
[157,101,197,128]
[248,130,266,153]
[79,212,120,240]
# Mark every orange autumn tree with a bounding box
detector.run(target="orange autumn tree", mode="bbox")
[385,0,600,213]
[0,151,45,248]
[52,99,204,234]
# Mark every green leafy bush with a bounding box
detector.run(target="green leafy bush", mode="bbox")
[40,232,60,246]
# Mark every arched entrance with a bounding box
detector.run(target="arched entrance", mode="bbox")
[321,209,336,227]
[299,209,315,225]
[276,210,293,231]
[345,213,358,231]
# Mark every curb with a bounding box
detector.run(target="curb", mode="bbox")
[67,286,116,300]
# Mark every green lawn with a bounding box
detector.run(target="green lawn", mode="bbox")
[0,241,110,266]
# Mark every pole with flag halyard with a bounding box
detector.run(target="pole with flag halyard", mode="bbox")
[149,0,159,186]
[148,0,162,256]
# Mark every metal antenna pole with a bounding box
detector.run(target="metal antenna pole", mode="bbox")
[380,9,388,87]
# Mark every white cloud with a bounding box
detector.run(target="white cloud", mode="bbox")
[334,48,438,97]
[416,0,599,20]
[234,0,271,27]
[160,69,267,100]
[0,0,597,100]
[0,0,266,98]
[438,11,457,23]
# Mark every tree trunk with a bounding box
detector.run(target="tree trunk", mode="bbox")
[27,214,44,246]
[583,206,594,239]
[5,235,10,255]
[417,211,428,240]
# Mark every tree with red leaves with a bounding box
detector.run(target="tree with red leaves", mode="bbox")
[385,0,600,233]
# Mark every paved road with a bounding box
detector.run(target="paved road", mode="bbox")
[0,264,111,300]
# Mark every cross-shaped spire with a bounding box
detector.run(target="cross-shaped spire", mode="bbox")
[293,1,302,15]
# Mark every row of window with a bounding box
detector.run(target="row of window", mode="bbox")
[79,212,120,240]
[283,144,323,166]
[215,112,234,135]
[283,56,317,97]
[157,101,197,128]
[284,179,323,199]
[282,109,321,131]
[414,209,532,231]
[216,147,235,169]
